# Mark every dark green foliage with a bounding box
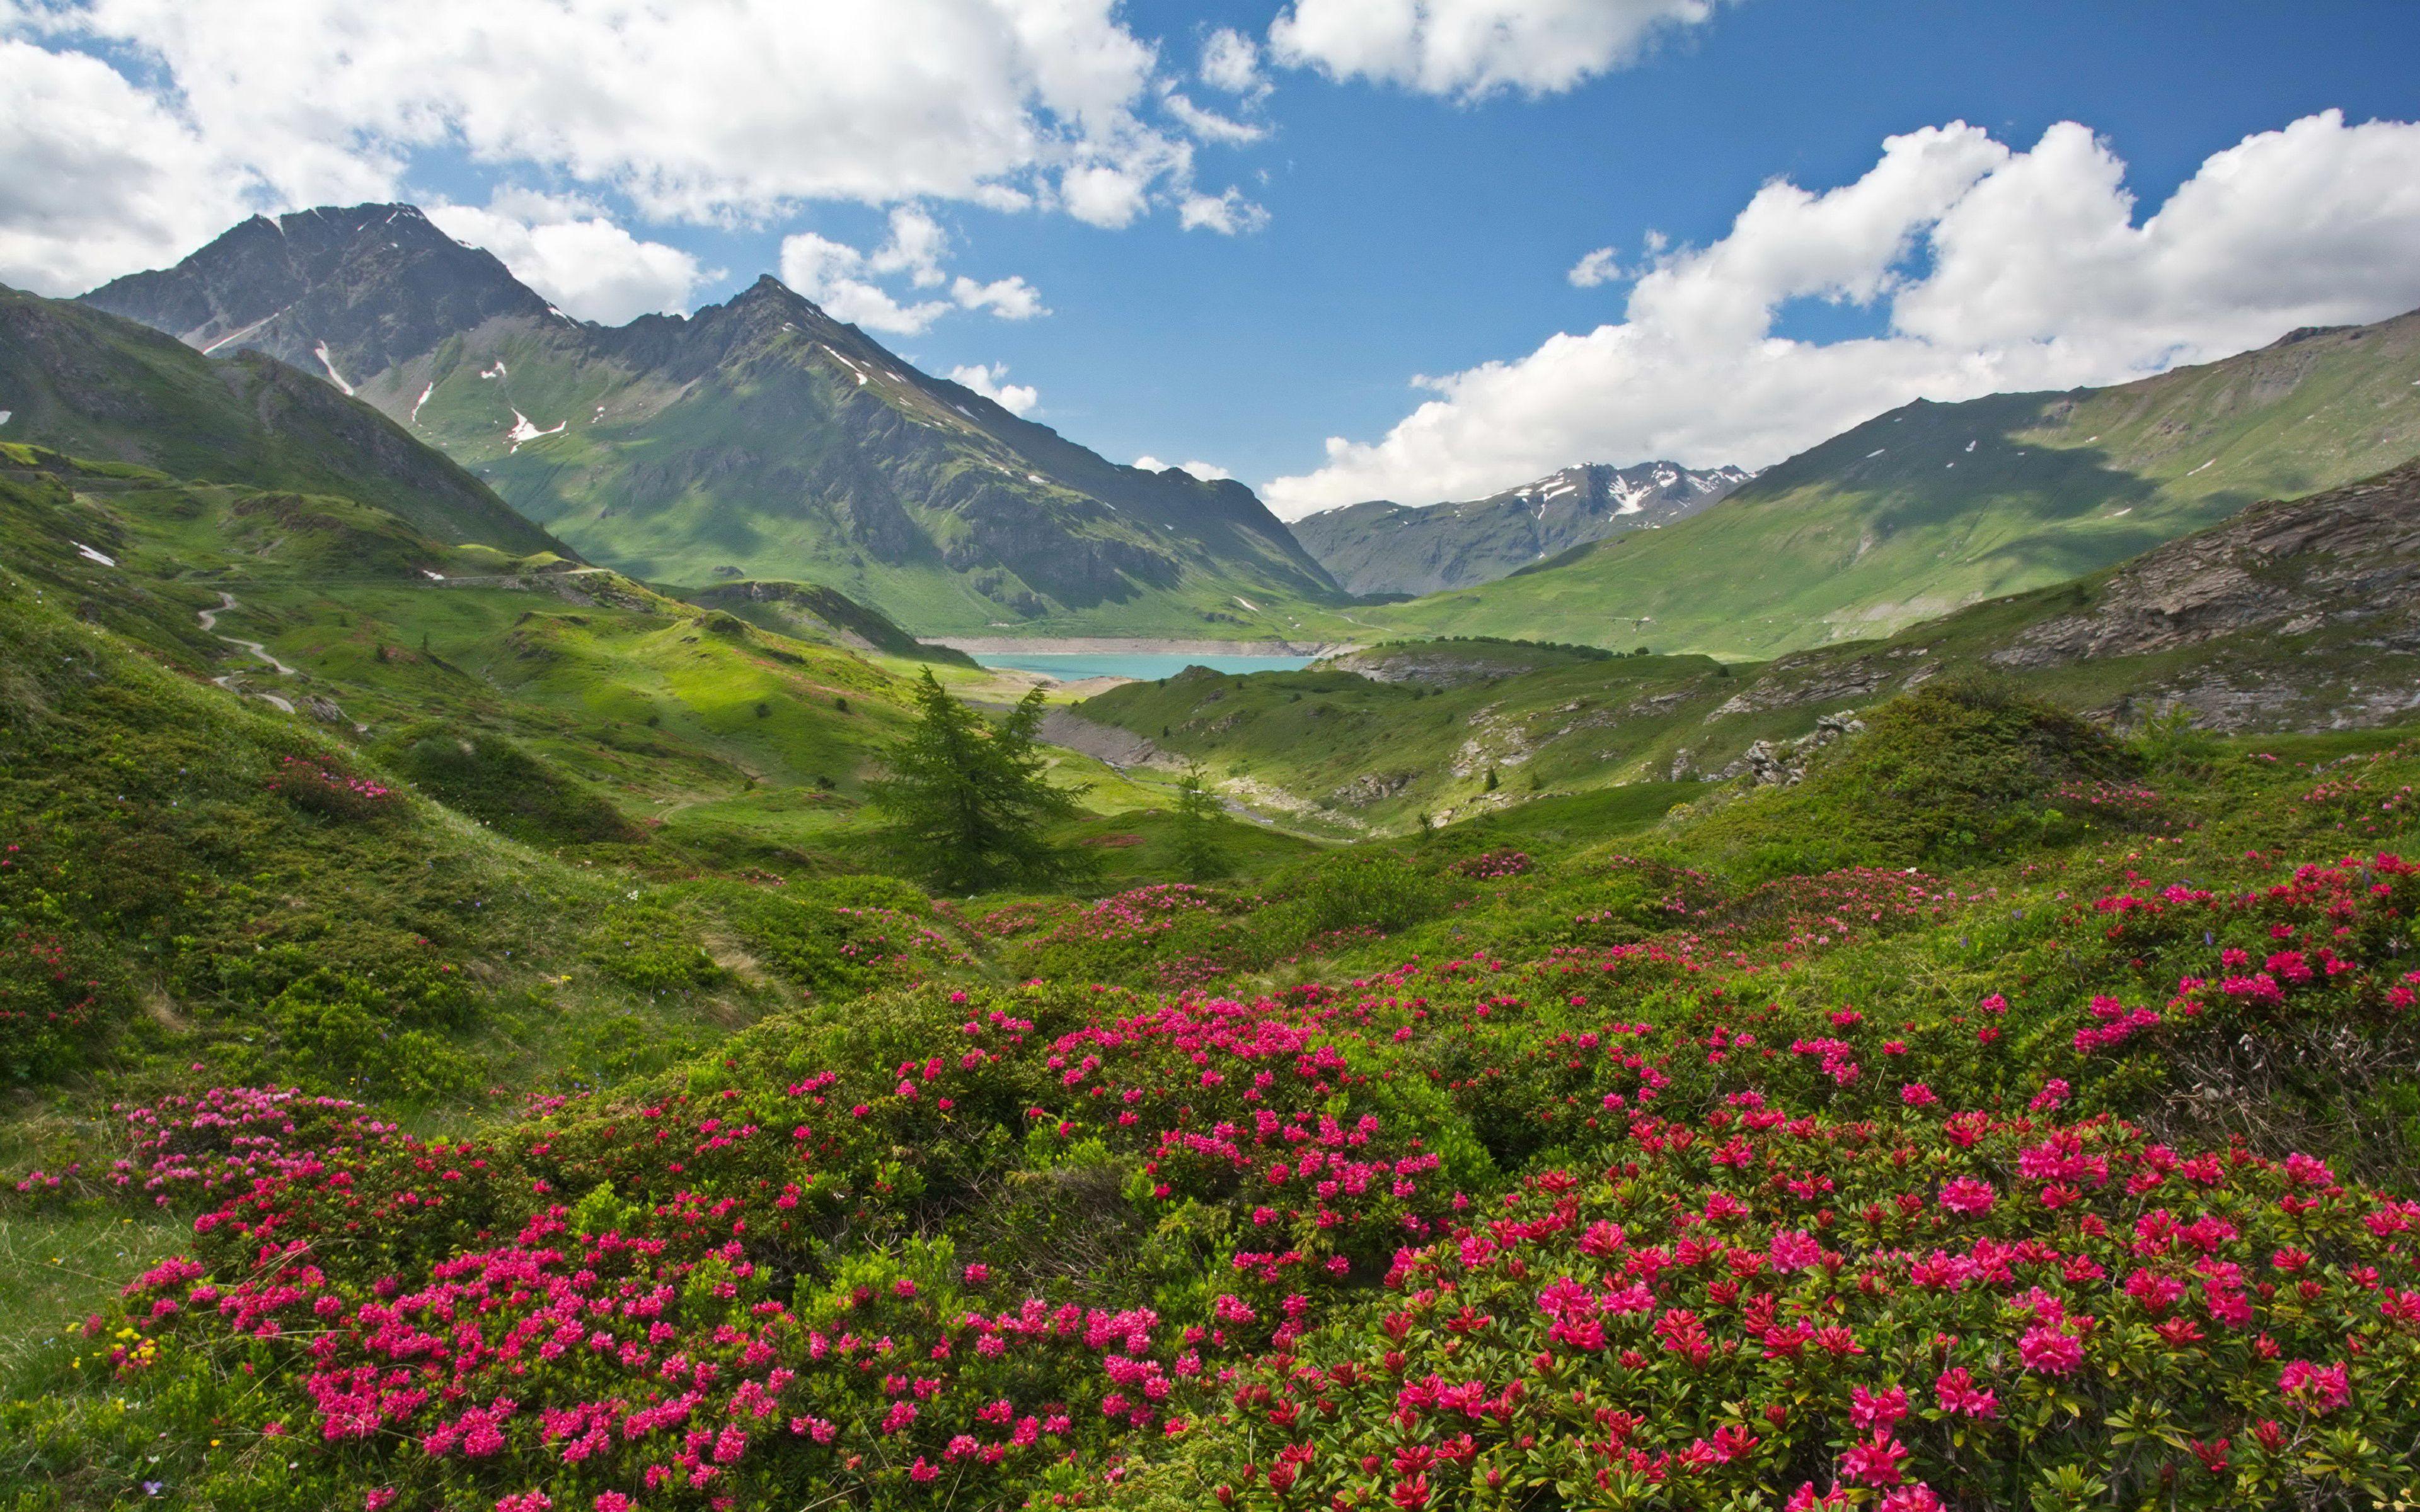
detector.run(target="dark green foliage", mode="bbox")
[380,725,638,845]
[582,902,727,994]
[1259,847,1456,947]
[866,671,1084,893]
[1168,761,1232,883]
[1681,680,2140,882]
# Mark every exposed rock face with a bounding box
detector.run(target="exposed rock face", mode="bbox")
[83,205,548,382]
[1991,459,2420,668]
[1716,713,1866,786]
[1322,644,1551,688]
[1037,708,1165,770]
[1330,770,1415,806]
[1296,461,1751,597]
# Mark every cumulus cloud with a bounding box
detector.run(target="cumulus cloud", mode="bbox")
[0,0,1244,289]
[427,195,716,323]
[1567,246,1622,287]
[951,273,1049,321]
[0,40,258,292]
[779,210,1044,335]
[1060,163,1155,229]
[1269,0,1729,100]
[1265,111,2420,517]
[1179,186,1272,235]
[1134,455,1234,481]
[948,362,1040,415]
[1199,27,1266,94]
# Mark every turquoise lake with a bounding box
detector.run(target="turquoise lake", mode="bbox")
[970,652,1315,682]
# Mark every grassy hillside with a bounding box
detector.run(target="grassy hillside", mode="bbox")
[372,280,1351,639]
[1367,310,2420,657]
[1071,454,2420,835]
[0,438,1233,885]
[0,287,564,556]
[8,676,2420,1508]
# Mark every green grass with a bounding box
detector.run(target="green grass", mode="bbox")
[1364,309,2420,657]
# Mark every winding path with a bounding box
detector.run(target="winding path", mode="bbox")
[197,591,314,719]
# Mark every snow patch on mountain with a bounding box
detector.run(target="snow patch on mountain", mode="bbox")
[506,410,566,452]
[313,342,355,396]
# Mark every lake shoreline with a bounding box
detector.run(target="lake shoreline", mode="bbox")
[931,635,1360,657]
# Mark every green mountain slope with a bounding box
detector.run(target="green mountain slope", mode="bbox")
[1364,309,2420,657]
[1074,455,2420,833]
[0,285,564,556]
[84,205,1347,639]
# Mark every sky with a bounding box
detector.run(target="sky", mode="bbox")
[6,0,2420,518]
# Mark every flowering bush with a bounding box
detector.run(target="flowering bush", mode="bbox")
[1449,850,1534,881]
[267,753,396,822]
[0,922,103,1079]
[1133,1100,2420,1511]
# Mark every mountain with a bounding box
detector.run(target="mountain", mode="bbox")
[1291,460,1749,596]
[79,203,549,384]
[684,579,979,665]
[84,204,1345,639]
[0,284,565,556]
[1362,309,2420,658]
[1068,453,2420,835]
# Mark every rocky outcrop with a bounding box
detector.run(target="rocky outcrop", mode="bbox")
[1991,460,2420,668]
[1330,770,1415,806]
[1715,713,1866,787]
[1037,708,1165,770]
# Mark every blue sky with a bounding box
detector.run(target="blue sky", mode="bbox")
[870,0,2420,500]
[8,0,2420,513]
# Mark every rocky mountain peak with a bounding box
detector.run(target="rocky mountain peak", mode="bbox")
[1291,459,1751,597]
[81,201,548,382]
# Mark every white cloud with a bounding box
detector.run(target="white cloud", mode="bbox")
[1134,455,1233,481]
[1264,111,2420,517]
[1199,27,1265,94]
[778,232,949,335]
[1162,88,1267,146]
[0,40,258,292]
[427,197,716,323]
[867,207,951,288]
[951,273,1049,320]
[779,210,1042,335]
[1567,246,1620,287]
[1178,186,1271,235]
[1269,0,1729,100]
[948,362,1039,415]
[1060,163,1154,229]
[0,0,1231,290]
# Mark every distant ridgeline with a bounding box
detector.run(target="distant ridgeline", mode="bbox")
[1361,310,2420,658]
[1293,460,1751,597]
[82,203,1344,640]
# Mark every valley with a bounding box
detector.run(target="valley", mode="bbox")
[9,181,2420,1512]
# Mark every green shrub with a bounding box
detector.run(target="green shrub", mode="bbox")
[582,902,726,993]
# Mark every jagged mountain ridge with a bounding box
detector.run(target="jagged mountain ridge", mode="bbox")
[82,205,1343,639]
[0,284,565,556]
[1364,308,2420,658]
[82,203,551,387]
[1292,460,1749,597]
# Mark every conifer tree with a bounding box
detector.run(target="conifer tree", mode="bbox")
[1170,760,1232,883]
[867,671,1081,892]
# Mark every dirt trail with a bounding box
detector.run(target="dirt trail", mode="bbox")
[198,591,338,723]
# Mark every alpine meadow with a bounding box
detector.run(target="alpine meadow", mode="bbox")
[9,6,2420,1512]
